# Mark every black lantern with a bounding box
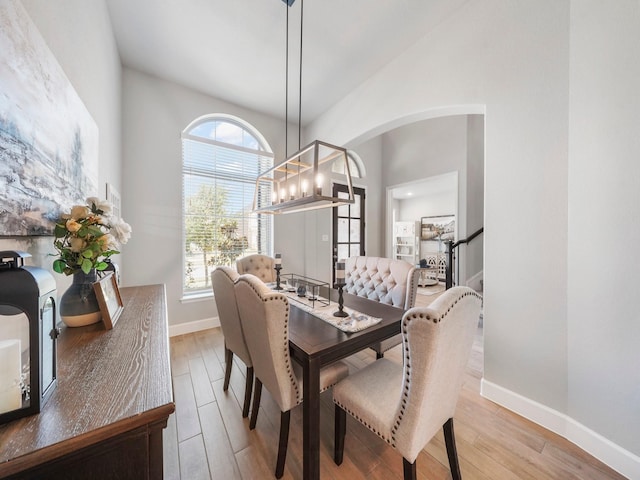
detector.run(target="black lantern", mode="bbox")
[0,251,58,424]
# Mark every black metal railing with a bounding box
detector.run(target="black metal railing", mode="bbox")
[445,227,484,289]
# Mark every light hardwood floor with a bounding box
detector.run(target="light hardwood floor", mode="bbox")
[163,290,628,480]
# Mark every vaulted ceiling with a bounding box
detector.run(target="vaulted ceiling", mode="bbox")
[105,0,469,125]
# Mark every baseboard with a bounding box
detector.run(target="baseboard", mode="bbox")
[169,317,219,337]
[481,379,640,479]
[565,416,640,480]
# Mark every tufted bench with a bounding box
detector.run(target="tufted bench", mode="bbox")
[344,256,419,357]
[236,254,277,283]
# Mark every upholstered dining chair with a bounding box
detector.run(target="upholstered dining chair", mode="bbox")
[344,256,420,358]
[332,286,482,480]
[234,274,349,479]
[236,254,277,283]
[211,267,253,418]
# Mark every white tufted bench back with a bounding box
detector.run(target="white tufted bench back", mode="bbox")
[344,256,418,310]
[236,254,277,283]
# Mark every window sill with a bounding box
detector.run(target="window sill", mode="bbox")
[180,292,213,303]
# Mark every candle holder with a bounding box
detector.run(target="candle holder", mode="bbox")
[0,251,58,424]
[274,264,283,290]
[333,283,348,317]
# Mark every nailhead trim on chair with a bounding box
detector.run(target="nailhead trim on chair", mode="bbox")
[219,267,236,283]
[244,277,301,405]
[406,269,419,312]
[389,289,482,445]
[334,399,395,445]
[334,289,482,451]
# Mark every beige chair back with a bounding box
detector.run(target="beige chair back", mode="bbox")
[236,254,277,283]
[234,274,300,412]
[393,286,481,461]
[211,267,252,368]
[344,256,419,309]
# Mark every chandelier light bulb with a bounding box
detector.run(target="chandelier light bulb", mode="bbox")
[316,174,323,195]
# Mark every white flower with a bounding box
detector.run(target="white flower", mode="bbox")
[110,218,132,245]
[102,233,119,250]
[86,197,113,216]
[70,205,91,220]
[69,237,86,253]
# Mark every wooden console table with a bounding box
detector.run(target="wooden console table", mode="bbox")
[0,284,174,479]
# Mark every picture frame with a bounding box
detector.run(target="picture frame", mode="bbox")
[420,215,455,241]
[105,182,122,219]
[93,272,124,330]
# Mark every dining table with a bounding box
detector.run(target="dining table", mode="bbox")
[287,289,406,480]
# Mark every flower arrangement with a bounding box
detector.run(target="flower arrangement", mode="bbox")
[52,197,132,276]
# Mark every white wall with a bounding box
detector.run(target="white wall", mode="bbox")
[309,1,640,476]
[381,116,467,194]
[0,0,121,296]
[121,68,287,327]
[466,114,484,281]
[309,0,570,411]
[379,114,484,283]
[380,115,471,279]
[398,192,455,225]
[306,0,639,475]
[567,0,640,464]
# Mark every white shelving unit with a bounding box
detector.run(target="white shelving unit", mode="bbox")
[393,221,419,264]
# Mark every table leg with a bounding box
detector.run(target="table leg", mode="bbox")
[303,356,321,480]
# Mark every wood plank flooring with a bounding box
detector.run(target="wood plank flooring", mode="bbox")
[163,291,628,480]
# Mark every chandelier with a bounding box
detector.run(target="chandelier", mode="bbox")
[253,0,354,215]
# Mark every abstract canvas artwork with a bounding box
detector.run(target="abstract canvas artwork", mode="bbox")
[0,0,98,236]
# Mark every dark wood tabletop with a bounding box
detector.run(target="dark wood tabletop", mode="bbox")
[288,290,405,361]
[287,290,405,480]
[0,284,174,478]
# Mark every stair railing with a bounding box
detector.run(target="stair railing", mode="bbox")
[445,227,484,289]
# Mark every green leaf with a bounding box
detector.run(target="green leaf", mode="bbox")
[81,258,93,274]
[82,249,94,259]
[54,224,68,238]
[95,261,108,271]
[53,259,65,274]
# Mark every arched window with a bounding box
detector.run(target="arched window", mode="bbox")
[182,114,274,295]
[331,150,365,178]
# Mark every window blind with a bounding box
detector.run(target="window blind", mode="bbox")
[182,123,273,294]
